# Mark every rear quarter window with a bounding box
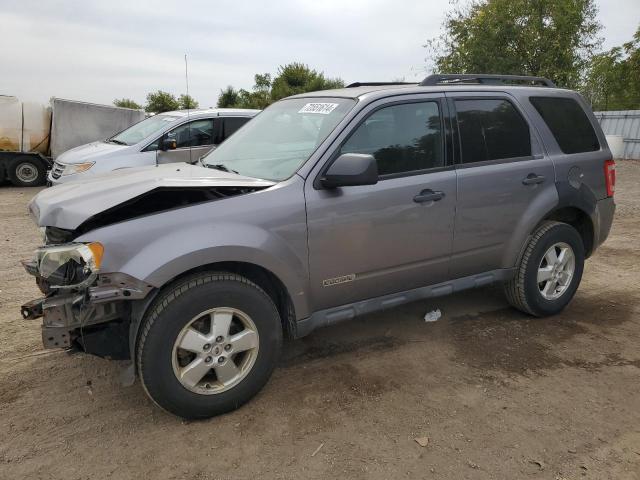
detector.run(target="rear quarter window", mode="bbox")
[530,96,600,154]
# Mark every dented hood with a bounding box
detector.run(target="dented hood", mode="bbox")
[29,163,275,229]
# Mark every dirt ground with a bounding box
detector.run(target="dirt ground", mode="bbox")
[1,162,639,480]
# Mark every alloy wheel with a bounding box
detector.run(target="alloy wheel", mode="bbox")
[537,242,575,301]
[171,307,259,394]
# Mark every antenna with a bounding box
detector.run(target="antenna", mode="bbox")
[185,53,192,164]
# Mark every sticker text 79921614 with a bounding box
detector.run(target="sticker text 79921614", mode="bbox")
[298,103,339,115]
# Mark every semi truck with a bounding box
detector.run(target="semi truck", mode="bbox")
[0,96,145,186]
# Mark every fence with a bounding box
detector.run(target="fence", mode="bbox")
[594,110,640,160]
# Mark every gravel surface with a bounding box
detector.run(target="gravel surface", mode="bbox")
[1,161,639,479]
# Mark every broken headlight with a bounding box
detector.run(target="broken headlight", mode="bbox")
[33,242,104,289]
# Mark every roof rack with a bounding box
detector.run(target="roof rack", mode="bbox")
[346,82,416,88]
[420,74,556,88]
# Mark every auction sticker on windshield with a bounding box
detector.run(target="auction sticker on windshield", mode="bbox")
[298,103,339,115]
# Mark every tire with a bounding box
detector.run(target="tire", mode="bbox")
[137,272,282,419]
[8,156,47,187]
[504,221,585,317]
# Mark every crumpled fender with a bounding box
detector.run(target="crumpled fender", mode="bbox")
[76,176,311,318]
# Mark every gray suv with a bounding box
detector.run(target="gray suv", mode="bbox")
[22,74,616,419]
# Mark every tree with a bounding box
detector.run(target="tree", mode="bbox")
[145,90,180,113]
[178,94,199,110]
[217,86,241,108]
[584,26,640,110]
[236,73,273,109]
[425,0,601,88]
[216,63,344,109]
[113,98,142,109]
[584,49,625,110]
[270,63,344,101]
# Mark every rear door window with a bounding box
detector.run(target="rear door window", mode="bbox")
[530,96,600,154]
[340,101,444,176]
[455,99,531,164]
[222,117,250,141]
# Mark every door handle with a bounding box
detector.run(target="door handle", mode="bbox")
[413,189,445,203]
[522,173,545,185]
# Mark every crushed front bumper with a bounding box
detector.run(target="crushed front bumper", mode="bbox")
[22,291,126,349]
[21,265,152,351]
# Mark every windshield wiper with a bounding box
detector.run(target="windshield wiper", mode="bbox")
[206,163,240,175]
[107,139,128,145]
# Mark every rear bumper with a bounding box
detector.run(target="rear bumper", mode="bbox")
[593,197,616,251]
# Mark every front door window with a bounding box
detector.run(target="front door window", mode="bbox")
[167,119,215,148]
[339,101,443,176]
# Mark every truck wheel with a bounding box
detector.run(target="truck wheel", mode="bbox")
[504,221,585,317]
[8,156,47,187]
[137,272,282,419]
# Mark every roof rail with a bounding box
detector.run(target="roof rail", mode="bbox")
[346,82,415,88]
[420,74,556,88]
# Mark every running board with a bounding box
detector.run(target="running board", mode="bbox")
[294,268,515,338]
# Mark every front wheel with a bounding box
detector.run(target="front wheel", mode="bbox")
[136,272,282,419]
[504,221,585,317]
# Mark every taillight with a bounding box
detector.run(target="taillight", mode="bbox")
[604,159,616,197]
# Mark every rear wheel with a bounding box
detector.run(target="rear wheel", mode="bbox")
[8,156,47,186]
[504,221,585,316]
[137,272,282,419]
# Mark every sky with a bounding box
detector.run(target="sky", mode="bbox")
[2,0,639,108]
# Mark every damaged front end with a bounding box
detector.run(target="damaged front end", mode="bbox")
[22,163,276,359]
[21,242,151,359]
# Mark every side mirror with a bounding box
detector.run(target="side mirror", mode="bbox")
[320,153,378,189]
[160,138,177,151]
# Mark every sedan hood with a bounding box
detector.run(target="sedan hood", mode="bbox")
[29,163,275,230]
[56,141,128,164]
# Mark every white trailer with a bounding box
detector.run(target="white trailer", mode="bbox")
[0,96,144,186]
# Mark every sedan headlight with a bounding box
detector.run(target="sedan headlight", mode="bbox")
[35,242,104,289]
[61,161,95,176]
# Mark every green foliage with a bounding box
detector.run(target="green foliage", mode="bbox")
[270,63,344,101]
[116,92,200,113]
[584,26,640,110]
[113,98,142,110]
[216,63,344,109]
[426,0,601,88]
[145,91,180,113]
[217,86,241,108]
[254,73,272,92]
[178,94,199,110]
[237,73,273,109]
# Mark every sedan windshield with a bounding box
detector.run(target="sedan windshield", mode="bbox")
[202,97,355,181]
[109,114,180,146]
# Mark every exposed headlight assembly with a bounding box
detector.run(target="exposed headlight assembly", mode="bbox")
[34,242,104,289]
[61,162,95,176]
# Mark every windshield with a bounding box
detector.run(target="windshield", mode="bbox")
[109,114,180,146]
[202,97,355,181]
